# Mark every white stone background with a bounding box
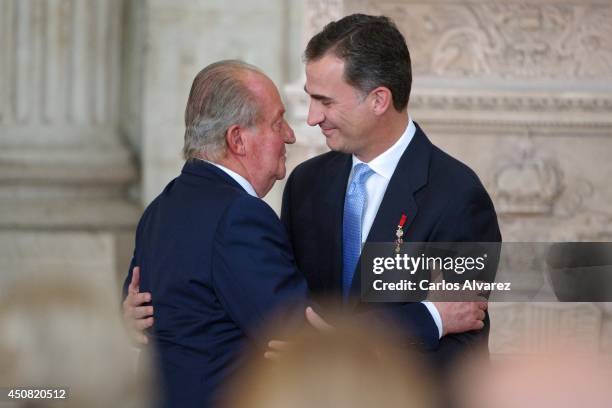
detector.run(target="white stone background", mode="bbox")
[1,0,611,358]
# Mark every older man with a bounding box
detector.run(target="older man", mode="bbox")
[123,60,311,408]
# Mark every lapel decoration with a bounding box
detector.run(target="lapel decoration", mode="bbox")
[395,213,407,253]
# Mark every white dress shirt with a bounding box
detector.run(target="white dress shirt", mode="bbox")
[206,161,258,197]
[347,118,444,338]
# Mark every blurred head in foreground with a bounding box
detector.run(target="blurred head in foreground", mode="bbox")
[223,318,437,408]
[0,278,153,408]
[453,347,612,408]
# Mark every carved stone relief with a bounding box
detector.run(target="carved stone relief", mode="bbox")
[352,1,612,80]
[411,94,612,113]
[492,137,564,215]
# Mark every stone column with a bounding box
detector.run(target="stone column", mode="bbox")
[0,0,139,297]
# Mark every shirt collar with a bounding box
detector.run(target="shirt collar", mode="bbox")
[351,117,416,180]
[204,160,258,197]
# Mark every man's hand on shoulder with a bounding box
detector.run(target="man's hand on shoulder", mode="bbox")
[122,266,154,345]
[434,300,487,336]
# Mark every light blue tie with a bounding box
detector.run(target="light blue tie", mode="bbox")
[342,163,374,301]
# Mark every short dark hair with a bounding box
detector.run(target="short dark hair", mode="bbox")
[304,14,412,111]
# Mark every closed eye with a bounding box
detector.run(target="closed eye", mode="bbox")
[304,85,333,105]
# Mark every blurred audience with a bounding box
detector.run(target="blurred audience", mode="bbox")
[2,276,610,408]
[452,346,612,408]
[222,316,438,408]
[0,277,153,408]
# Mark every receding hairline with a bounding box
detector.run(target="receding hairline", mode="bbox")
[201,60,268,98]
[231,67,275,110]
[214,62,273,121]
[239,70,286,122]
[207,59,263,75]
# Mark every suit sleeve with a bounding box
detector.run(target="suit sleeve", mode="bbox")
[430,185,501,243]
[212,195,310,347]
[357,302,442,350]
[428,185,501,369]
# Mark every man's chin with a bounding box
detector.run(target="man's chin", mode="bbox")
[325,137,348,153]
[324,136,337,150]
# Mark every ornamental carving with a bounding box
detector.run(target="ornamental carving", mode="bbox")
[492,138,564,215]
[409,93,612,114]
[490,136,601,218]
[363,2,612,79]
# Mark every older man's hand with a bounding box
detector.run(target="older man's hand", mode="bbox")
[433,300,488,336]
[264,307,332,361]
[122,266,154,345]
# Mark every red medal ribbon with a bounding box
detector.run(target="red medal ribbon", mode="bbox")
[398,214,407,228]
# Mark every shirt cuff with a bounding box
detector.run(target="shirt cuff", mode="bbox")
[422,301,443,339]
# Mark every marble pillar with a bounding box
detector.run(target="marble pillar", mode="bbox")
[0,0,139,296]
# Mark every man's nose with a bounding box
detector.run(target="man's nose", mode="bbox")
[307,101,323,127]
[284,122,296,144]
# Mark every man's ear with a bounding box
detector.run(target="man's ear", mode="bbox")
[369,86,392,115]
[226,124,246,156]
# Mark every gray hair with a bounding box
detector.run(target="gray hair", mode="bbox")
[183,60,262,161]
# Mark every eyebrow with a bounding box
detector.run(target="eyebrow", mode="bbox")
[303,85,332,102]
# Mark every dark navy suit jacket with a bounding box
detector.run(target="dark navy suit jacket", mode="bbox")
[281,123,501,369]
[124,160,309,407]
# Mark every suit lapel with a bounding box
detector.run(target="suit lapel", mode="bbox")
[349,124,433,301]
[316,153,352,294]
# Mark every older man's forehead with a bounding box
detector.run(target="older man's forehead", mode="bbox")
[257,94,285,122]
